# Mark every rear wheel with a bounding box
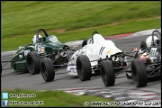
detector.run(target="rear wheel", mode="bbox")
[26,51,40,74]
[76,55,92,81]
[100,60,115,86]
[40,58,55,82]
[131,59,147,87]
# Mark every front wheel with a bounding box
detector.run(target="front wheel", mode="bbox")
[26,51,40,74]
[40,58,55,82]
[131,59,147,87]
[100,60,115,86]
[76,55,92,81]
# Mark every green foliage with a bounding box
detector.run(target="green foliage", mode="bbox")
[2,1,160,39]
[1,18,160,51]
[1,1,161,51]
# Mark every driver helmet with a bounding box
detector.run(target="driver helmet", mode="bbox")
[32,35,42,44]
[145,35,159,47]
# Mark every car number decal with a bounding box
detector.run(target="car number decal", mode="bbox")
[149,48,159,62]
[99,47,105,55]
[150,48,157,57]
[69,66,76,72]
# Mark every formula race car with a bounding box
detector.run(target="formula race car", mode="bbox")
[100,29,161,87]
[126,30,161,87]
[41,31,127,83]
[66,31,127,82]
[1,29,71,76]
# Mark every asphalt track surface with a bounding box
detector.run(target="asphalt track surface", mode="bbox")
[1,35,161,94]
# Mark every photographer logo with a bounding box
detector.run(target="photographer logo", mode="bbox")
[2,100,8,106]
[2,92,8,99]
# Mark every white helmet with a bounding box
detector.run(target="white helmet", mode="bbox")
[32,35,42,44]
[146,35,159,47]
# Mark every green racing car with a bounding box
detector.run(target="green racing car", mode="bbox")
[1,29,72,75]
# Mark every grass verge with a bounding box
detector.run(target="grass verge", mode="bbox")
[2,1,160,39]
[1,17,160,51]
[1,89,118,107]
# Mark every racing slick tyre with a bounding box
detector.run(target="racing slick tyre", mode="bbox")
[100,60,115,86]
[82,39,87,47]
[76,55,92,81]
[40,58,55,82]
[26,51,40,74]
[131,59,147,87]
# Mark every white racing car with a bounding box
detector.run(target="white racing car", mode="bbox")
[66,31,127,84]
[41,31,129,86]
